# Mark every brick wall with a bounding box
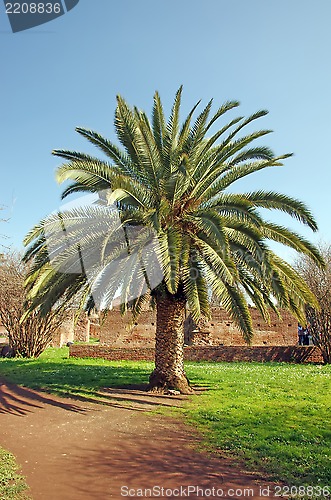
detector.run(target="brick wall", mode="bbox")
[90,307,297,347]
[52,313,92,347]
[207,308,296,346]
[70,344,155,361]
[70,344,324,364]
[98,310,156,347]
[74,315,90,343]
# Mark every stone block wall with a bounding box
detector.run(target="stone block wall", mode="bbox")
[51,315,76,347]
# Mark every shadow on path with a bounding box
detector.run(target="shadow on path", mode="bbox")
[0,378,193,417]
[0,381,283,500]
[52,417,278,500]
[0,379,86,416]
[65,385,191,410]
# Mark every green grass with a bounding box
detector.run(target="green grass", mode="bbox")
[0,348,330,490]
[184,362,331,488]
[88,336,100,344]
[0,447,29,499]
[0,347,154,399]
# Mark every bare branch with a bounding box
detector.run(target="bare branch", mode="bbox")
[295,244,331,363]
[0,252,70,358]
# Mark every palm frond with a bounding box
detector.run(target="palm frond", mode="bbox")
[182,260,210,322]
[152,91,167,154]
[72,128,139,179]
[244,191,318,231]
[216,281,254,344]
[261,222,324,266]
[201,155,291,202]
[157,228,182,294]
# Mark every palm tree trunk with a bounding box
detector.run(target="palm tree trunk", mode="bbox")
[148,291,193,394]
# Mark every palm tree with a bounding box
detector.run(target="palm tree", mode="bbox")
[24,87,322,393]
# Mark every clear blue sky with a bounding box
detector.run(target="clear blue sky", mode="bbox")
[1,0,330,262]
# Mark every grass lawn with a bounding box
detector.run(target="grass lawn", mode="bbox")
[0,447,29,499]
[185,362,331,489]
[0,348,330,490]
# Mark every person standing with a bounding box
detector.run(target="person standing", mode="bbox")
[298,324,304,346]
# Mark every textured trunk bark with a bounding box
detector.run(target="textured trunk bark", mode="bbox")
[148,292,193,394]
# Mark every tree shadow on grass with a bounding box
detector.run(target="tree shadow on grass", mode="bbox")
[55,385,191,410]
[0,360,199,415]
[0,358,151,390]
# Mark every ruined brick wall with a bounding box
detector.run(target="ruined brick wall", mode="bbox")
[69,344,323,364]
[89,321,101,339]
[92,307,297,347]
[98,310,156,347]
[51,314,76,347]
[206,308,297,346]
[73,315,90,343]
[52,312,89,347]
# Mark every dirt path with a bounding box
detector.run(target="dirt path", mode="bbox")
[0,380,283,499]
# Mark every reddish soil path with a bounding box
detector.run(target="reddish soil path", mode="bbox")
[0,380,284,499]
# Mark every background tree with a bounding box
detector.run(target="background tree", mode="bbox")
[24,88,322,392]
[295,244,331,363]
[0,253,70,358]
[0,205,9,251]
